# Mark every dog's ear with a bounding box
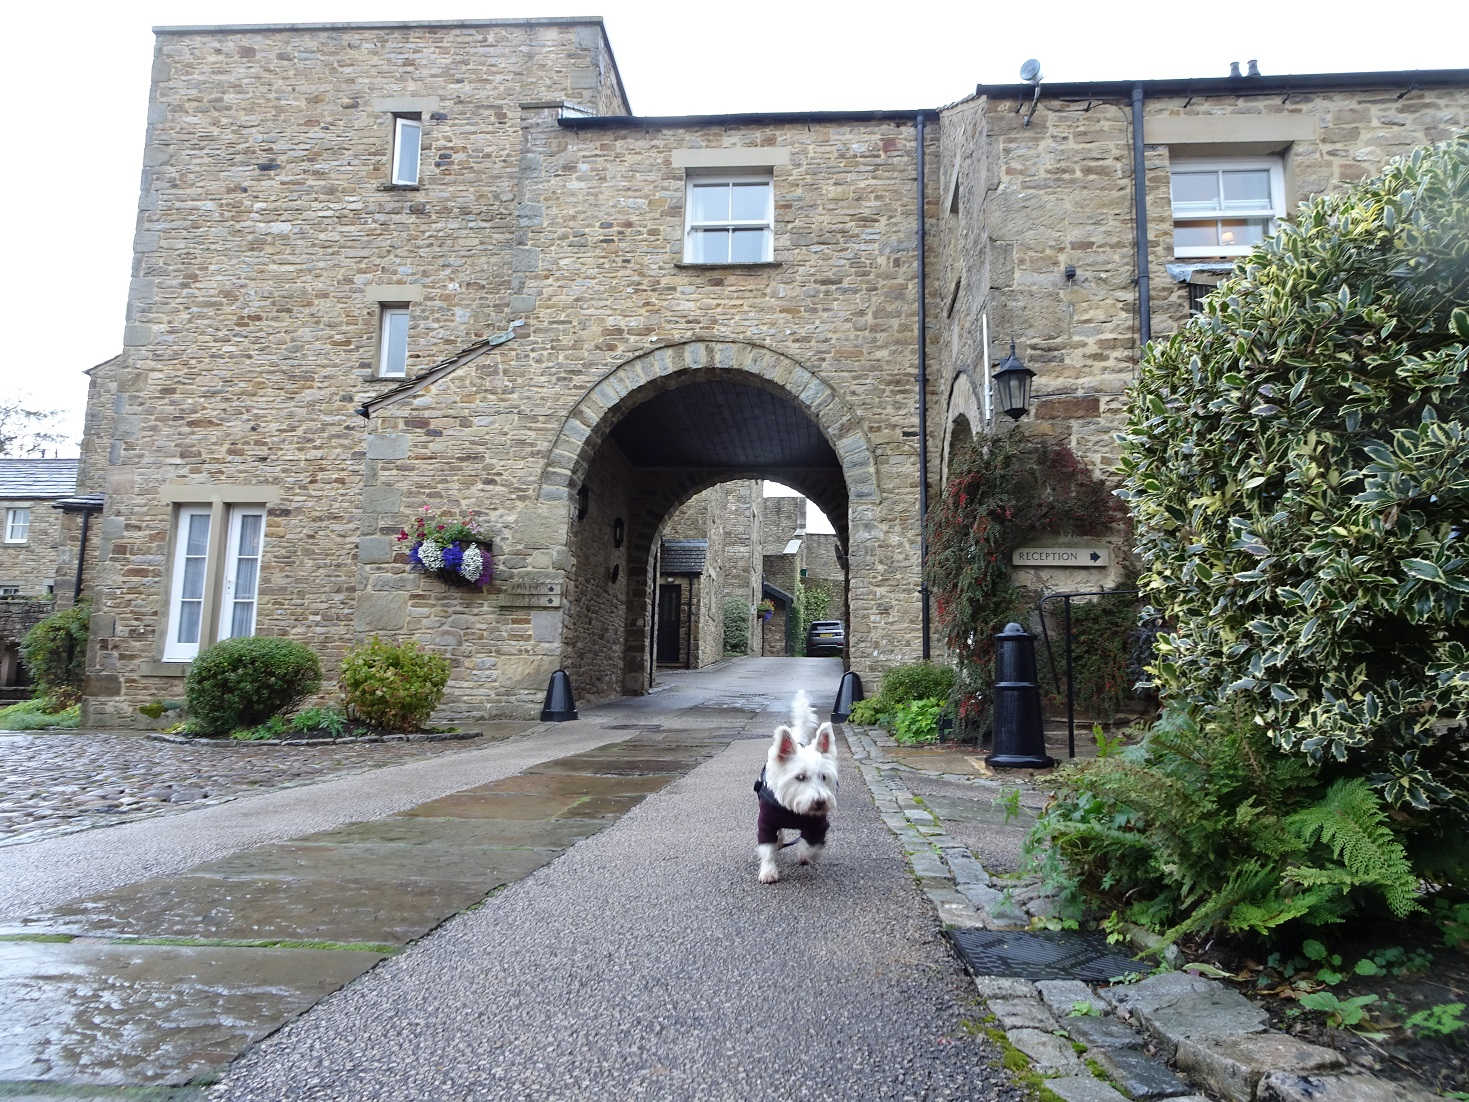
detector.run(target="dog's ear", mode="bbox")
[772,725,798,760]
[814,721,835,756]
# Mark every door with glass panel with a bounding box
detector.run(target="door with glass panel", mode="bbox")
[164,507,212,661]
[219,507,265,640]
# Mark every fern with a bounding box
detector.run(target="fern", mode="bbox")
[1285,779,1421,917]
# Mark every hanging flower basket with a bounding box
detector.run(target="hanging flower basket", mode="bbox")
[398,510,494,589]
[757,599,776,622]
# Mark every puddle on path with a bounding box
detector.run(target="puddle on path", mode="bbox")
[0,737,721,1092]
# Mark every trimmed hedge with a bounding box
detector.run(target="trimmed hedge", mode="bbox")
[185,637,321,736]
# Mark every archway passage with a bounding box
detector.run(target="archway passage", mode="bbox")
[547,341,877,704]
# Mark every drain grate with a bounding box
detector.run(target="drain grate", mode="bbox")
[947,928,1144,983]
[605,724,664,731]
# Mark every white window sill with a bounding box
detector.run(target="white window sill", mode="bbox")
[2,540,26,546]
[674,261,783,270]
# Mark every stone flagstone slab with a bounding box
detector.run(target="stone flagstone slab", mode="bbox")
[1174,1031,1346,1102]
[296,815,610,849]
[0,941,382,1086]
[189,841,567,883]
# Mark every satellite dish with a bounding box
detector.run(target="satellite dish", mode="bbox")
[1019,59,1042,84]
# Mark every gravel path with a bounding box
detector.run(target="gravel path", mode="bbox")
[213,735,1025,1102]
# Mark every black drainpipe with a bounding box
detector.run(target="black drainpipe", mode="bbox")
[916,112,931,661]
[72,508,94,603]
[1131,83,1152,346]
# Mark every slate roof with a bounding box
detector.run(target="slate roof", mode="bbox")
[660,538,708,575]
[0,459,79,499]
[762,581,793,608]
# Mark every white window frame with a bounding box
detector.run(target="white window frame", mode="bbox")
[163,506,213,662]
[1170,156,1285,258]
[683,172,774,264]
[163,503,268,662]
[0,585,19,597]
[4,508,29,544]
[378,305,411,378]
[218,506,266,642]
[391,115,422,187]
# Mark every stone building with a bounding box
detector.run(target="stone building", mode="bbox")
[0,459,103,690]
[75,14,1469,723]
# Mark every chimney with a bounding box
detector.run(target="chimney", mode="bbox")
[1246,59,1261,77]
[1229,61,1242,78]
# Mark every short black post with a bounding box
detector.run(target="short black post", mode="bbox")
[540,669,579,722]
[987,622,1054,768]
[831,670,864,723]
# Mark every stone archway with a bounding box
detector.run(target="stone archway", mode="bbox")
[941,371,985,487]
[530,340,880,702]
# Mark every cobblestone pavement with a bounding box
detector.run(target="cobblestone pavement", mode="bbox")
[0,730,517,846]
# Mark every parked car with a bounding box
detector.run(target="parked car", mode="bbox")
[805,620,845,656]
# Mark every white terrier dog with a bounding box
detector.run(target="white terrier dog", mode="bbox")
[753,691,839,883]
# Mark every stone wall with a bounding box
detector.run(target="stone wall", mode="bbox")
[947,82,1469,478]
[0,599,53,687]
[83,19,633,725]
[760,496,804,555]
[0,500,63,597]
[717,480,761,653]
[560,438,634,706]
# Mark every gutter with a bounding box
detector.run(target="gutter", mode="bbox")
[560,108,940,130]
[977,67,1469,101]
[916,113,931,661]
[1131,84,1152,347]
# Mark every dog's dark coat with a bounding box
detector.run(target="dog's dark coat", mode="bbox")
[753,767,830,847]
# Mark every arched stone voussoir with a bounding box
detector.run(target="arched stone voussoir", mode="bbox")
[539,339,881,510]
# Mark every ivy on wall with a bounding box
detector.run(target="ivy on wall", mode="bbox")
[926,432,1125,732]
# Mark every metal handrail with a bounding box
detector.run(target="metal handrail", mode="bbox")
[1035,588,1138,759]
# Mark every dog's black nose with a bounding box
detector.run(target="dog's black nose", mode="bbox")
[811,800,827,814]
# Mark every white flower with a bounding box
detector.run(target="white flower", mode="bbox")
[418,539,444,571]
[460,543,484,582]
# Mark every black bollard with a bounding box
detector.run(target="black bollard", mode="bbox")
[539,669,579,722]
[830,670,864,723]
[987,622,1054,768]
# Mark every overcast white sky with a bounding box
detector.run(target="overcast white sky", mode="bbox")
[4,0,1464,455]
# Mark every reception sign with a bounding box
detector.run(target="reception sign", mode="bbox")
[1012,546,1111,567]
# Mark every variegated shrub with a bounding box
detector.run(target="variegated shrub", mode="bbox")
[1120,139,1469,823]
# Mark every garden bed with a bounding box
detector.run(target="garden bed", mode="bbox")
[1174,922,1469,1098]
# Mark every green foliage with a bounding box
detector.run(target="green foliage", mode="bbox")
[1297,991,1379,1030]
[19,602,89,701]
[850,663,957,731]
[1068,1000,1101,1018]
[722,596,751,656]
[1118,139,1469,827]
[233,705,351,742]
[138,700,167,720]
[1404,1002,1467,1037]
[340,637,450,732]
[1044,590,1147,722]
[1027,702,1425,946]
[0,697,79,731]
[892,698,943,745]
[185,637,322,736]
[927,433,1125,732]
[1436,897,1469,950]
[794,579,834,656]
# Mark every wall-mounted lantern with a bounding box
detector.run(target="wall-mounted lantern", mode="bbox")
[992,340,1035,421]
[576,485,590,521]
[612,517,625,548]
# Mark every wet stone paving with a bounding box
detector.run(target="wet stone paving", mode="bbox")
[0,730,504,846]
[0,735,722,1094]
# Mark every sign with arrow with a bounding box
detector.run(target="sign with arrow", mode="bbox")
[1012,546,1111,567]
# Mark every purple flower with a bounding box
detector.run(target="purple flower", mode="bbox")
[442,542,465,572]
